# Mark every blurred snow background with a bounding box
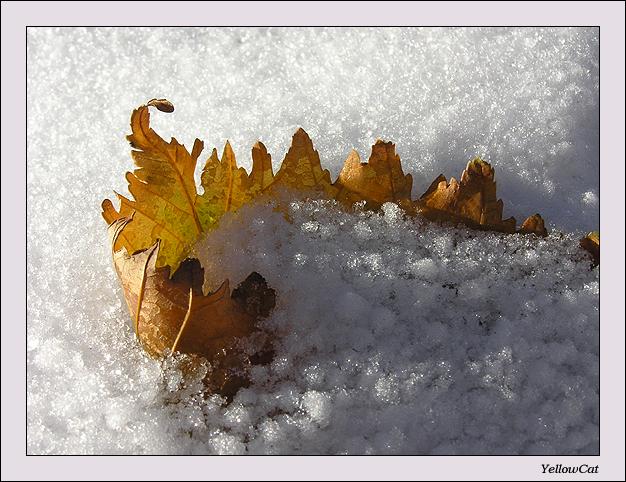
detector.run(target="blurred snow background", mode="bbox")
[27,27,599,454]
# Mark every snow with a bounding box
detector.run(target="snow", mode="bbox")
[27,27,599,454]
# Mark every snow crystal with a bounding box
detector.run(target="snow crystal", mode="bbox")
[582,190,598,206]
[27,27,598,455]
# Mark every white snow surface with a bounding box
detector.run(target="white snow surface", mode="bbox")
[27,27,599,454]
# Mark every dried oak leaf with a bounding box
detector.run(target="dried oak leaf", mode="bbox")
[416,158,519,234]
[334,140,413,209]
[103,98,562,390]
[580,231,600,267]
[108,217,275,376]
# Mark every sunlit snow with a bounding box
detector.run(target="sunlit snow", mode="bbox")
[27,27,599,454]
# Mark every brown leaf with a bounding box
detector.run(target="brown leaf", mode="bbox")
[580,231,600,267]
[334,140,413,209]
[416,158,516,233]
[103,100,563,394]
[109,216,276,393]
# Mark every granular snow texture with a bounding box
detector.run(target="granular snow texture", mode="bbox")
[26,27,599,454]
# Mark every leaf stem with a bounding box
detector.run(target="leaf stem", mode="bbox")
[134,250,152,336]
[171,287,193,354]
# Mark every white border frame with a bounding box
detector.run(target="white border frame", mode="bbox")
[3,1,624,480]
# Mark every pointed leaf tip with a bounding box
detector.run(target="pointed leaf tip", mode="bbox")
[520,213,548,237]
[294,127,311,140]
[334,139,410,207]
[417,159,516,233]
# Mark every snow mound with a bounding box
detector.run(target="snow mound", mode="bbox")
[28,200,599,454]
